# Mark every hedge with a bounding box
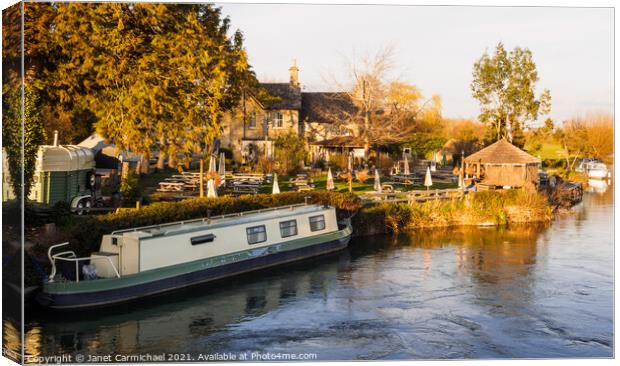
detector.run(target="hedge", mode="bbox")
[69,191,361,255]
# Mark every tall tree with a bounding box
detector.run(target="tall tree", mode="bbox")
[48,3,255,169]
[2,85,47,199]
[471,42,551,147]
[2,3,48,199]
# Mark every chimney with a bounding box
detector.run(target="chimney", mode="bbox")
[289,60,299,88]
[53,130,59,146]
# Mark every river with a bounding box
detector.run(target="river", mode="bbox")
[18,182,614,360]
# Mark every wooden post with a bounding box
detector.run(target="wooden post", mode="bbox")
[199,159,204,198]
[136,201,141,210]
[348,173,352,193]
[460,151,465,191]
[121,162,130,180]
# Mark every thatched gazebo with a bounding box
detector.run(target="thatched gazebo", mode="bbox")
[463,138,541,189]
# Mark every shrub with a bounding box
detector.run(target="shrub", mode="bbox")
[383,203,413,233]
[274,132,307,175]
[355,169,369,183]
[67,191,361,256]
[328,153,348,172]
[120,172,141,204]
[257,157,275,174]
[352,189,553,236]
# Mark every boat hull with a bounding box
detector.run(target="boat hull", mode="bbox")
[587,169,609,179]
[39,226,352,309]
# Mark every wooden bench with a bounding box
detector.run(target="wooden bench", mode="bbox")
[232,184,260,194]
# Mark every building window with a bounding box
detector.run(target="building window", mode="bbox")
[248,112,257,129]
[279,220,298,238]
[273,112,283,128]
[246,225,267,244]
[309,215,326,232]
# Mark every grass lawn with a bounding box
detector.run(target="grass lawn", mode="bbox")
[140,169,459,199]
[525,142,568,160]
[138,168,182,193]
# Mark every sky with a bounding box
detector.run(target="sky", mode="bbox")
[218,3,614,124]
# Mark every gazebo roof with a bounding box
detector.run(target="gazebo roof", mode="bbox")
[464,138,540,164]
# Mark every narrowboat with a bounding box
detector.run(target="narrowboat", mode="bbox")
[38,203,352,309]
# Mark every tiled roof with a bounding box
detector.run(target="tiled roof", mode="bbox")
[260,83,302,110]
[300,92,359,123]
[308,135,365,148]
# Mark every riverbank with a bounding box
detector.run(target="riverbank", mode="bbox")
[18,189,553,286]
[352,188,553,236]
[26,189,553,258]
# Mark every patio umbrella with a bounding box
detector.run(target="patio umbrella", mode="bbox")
[207,179,218,197]
[347,154,353,172]
[208,154,217,173]
[374,169,382,193]
[424,166,433,190]
[458,171,463,188]
[326,167,335,191]
[272,173,280,194]
[218,152,226,176]
[217,152,225,188]
[403,155,410,176]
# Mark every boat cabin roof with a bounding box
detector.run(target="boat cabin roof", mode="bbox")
[111,203,332,238]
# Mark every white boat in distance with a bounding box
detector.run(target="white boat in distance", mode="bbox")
[576,159,611,179]
[39,203,353,309]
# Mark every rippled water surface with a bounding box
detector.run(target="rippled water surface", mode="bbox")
[22,185,614,360]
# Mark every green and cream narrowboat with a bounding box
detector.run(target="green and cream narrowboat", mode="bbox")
[39,203,352,309]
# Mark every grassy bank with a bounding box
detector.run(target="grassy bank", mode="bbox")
[353,189,553,236]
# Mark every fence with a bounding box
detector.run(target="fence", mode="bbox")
[361,188,464,205]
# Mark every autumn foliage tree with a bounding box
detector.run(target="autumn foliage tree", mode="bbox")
[2,2,257,178]
[555,113,614,169]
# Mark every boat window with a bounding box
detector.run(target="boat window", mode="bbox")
[279,220,298,238]
[309,215,326,232]
[191,233,216,245]
[247,225,267,244]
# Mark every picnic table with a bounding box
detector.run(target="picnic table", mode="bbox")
[390,175,419,185]
[295,185,314,192]
[157,182,185,192]
[232,183,260,194]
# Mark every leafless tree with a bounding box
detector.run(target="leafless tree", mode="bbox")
[317,46,441,149]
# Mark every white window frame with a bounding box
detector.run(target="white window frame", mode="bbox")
[246,225,267,244]
[279,219,298,238]
[248,112,257,129]
[309,215,326,232]
[273,112,283,128]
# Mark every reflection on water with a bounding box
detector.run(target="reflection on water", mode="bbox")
[25,185,613,360]
[586,179,609,194]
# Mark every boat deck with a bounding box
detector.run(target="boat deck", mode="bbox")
[112,203,330,237]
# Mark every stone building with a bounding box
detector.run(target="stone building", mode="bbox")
[220,61,360,164]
